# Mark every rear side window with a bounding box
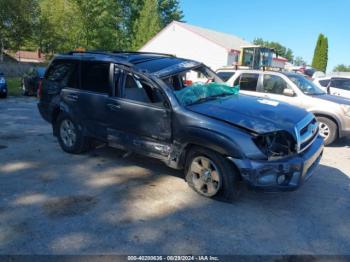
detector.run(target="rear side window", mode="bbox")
[262,74,288,94]
[332,79,350,91]
[81,62,110,93]
[319,79,330,87]
[46,61,75,84]
[235,73,259,91]
[217,71,235,82]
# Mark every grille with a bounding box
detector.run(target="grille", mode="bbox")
[295,114,319,153]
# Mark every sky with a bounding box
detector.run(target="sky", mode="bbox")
[179,0,349,71]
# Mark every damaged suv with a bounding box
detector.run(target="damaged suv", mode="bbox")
[38,51,324,200]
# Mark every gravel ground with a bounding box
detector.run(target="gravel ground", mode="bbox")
[0,97,350,255]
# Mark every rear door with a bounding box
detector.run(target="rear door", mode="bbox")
[74,61,112,139]
[234,72,261,97]
[105,67,172,158]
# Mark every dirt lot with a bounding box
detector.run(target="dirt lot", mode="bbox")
[0,97,350,255]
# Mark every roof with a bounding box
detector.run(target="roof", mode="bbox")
[55,51,200,76]
[173,21,250,52]
[8,50,46,63]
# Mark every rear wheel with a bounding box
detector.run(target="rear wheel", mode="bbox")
[56,113,90,154]
[317,116,337,145]
[185,147,240,202]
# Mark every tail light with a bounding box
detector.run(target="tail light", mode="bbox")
[37,79,42,99]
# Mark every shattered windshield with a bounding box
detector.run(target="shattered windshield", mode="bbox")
[162,65,239,106]
[288,74,325,95]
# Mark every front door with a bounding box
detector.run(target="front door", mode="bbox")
[257,74,302,107]
[106,68,172,158]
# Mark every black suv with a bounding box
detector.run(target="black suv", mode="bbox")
[38,51,324,200]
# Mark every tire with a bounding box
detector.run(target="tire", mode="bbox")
[185,146,240,202]
[316,116,337,145]
[55,113,90,154]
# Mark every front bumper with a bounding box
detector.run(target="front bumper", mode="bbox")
[228,136,324,191]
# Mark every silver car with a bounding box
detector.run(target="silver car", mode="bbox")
[222,69,350,145]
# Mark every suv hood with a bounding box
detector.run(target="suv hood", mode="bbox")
[187,94,308,134]
[312,94,350,105]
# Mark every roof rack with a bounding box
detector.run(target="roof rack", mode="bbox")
[112,51,175,57]
[66,50,112,56]
[65,50,175,58]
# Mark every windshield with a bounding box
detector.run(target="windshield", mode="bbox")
[162,65,239,106]
[216,71,235,81]
[288,75,325,95]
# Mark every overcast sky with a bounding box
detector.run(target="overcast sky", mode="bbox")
[180,0,349,71]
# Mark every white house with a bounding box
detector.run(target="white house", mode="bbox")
[140,21,251,71]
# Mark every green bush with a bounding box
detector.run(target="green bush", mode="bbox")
[7,77,22,96]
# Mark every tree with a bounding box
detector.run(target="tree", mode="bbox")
[253,38,294,61]
[36,0,83,54]
[0,0,39,61]
[293,56,307,66]
[118,0,183,50]
[132,0,161,50]
[158,0,184,27]
[72,0,123,50]
[333,64,350,72]
[1,0,184,57]
[311,33,328,72]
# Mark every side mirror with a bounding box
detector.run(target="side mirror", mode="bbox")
[283,88,295,97]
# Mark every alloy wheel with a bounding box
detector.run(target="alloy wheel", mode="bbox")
[319,122,330,140]
[60,119,77,148]
[190,156,221,197]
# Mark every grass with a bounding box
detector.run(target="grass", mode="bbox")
[6,77,22,96]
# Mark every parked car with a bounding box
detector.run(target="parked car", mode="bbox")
[22,67,46,96]
[222,69,350,145]
[314,76,350,99]
[0,72,7,98]
[38,51,323,200]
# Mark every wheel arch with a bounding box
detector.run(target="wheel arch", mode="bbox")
[313,112,341,137]
[177,137,243,173]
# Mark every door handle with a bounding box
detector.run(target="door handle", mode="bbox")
[107,103,121,111]
[66,94,78,101]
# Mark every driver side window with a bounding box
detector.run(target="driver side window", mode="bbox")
[123,72,164,106]
[261,74,292,95]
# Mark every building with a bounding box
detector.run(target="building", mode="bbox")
[140,21,250,71]
[140,21,288,71]
[3,50,46,63]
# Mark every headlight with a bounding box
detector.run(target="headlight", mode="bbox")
[253,131,296,160]
[340,104,350,117]
[0,77,5,84]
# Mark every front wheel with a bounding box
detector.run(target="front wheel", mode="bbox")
[317,116,337,145]
[56,113,90,154]
[185,147,240,202]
